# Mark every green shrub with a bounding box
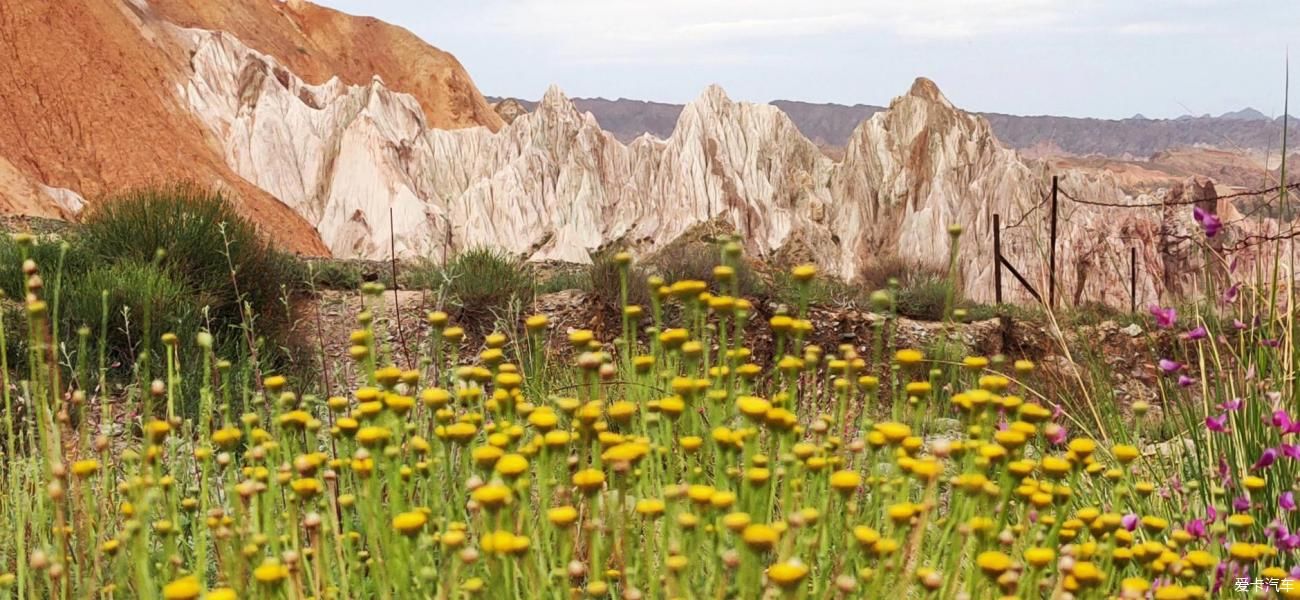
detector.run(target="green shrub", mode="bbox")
[0,235,88,301]
[896,276,956,321]
[77,184,304,340]
[536,267,592,295]
[765,271,866,309]
[413,248,535,324]
[859,256,956,320]
[308,260,363,291]
[649,241,762,297]
[61,261,197,367]
[588,252,652,309]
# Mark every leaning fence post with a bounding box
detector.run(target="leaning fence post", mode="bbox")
[993,213,1003,304]
[1048,175,1058,308]
[1130,247,1137,313]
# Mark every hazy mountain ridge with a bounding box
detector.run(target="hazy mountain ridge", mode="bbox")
[490,96,1298,158]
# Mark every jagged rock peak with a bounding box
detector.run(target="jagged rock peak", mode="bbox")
[540,84,570,105]
[697,83,732,104]
[907,77,949,105]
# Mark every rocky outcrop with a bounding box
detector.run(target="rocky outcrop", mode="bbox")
[177,23,1290,306]
[492,99,528,125]
[497,96,1298,158]
[0,0,502,255]
[3,0,1286,309]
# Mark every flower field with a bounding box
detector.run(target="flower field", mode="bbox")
[1,233,1299,600]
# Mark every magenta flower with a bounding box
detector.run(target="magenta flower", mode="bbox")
[1282,492,1296,511]
[1185,325,1208,340]
[1121,513,1138,531]
[1186,518,1207,538]
[1158,358,1182,374]
[1149,305,1177,328]
[1233,495,1251,511]
[1177,375,1196,387]
[1284,444,1300,459]
[1232,319,1247,330]
[1219,398,1243,411]
[1252,447,1279,470]
[1193,205,1222,237]
[1271,410,1300,435]
[1205,414,1228,432]
[1222,283,1240,304]
[1047,426,1067,445]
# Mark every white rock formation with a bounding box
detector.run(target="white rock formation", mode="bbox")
[172,25,1282,307]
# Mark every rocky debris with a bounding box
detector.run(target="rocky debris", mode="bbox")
[491,98,528,124]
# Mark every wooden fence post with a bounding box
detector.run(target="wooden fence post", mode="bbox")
[1048,175,1058,308]
[1130,247,1137,313]
[993,213,1003,304]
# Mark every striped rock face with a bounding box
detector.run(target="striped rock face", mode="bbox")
[6,0,1289,305]
[185,27,1274,306]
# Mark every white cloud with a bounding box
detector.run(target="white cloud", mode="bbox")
[1112,21,1204,35]
[477,0,1080,62]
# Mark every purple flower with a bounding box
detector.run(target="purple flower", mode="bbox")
[1149,305,1177,328]
[1158,358,1182,374]
[1222,283,1240,304]
[1193,205,1222,237]
[1252,447,1279,470]
[1185,326,1208,340]
[1206,414,1229,432]
[1284,444,1300,459]
[1264,338,1281,348]
[1219,398,1243,411]
[1233,495,1252,512]
[1186,518,1207,538]
[1282,492,1296,511]
[1121,513,1139,531]
[1177,375,1197,387]
[1271,410,1300,435]
[1233,319,1247,330]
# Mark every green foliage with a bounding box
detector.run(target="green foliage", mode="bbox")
[588,252,652,309]
[76,184,304,337]
[308,260,364,291]
[858,256,957,320]
[411,248,535,324]
[765,271,866,309]
[0,235,88,301]
[536,267,592,295]
[894,275,956,321]
[61,261,197,367]
[649,241,763,297]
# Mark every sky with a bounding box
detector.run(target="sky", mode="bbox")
[314,0,1297,120]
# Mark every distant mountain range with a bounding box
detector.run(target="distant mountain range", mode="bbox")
[490,96,1298,158]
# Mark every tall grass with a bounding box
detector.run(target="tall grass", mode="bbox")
[0,212,1296,599]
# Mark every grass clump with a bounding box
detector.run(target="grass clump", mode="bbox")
[409,247,535,324]
[307,260,364,291]
[76,184,304,336]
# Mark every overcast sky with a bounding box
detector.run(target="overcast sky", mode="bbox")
[315,0,1296,120]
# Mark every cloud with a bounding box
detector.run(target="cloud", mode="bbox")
[476,0,1080,62]
[1112,21,1205,35]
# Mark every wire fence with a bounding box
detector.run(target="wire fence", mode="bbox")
[993,176,1300,310]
